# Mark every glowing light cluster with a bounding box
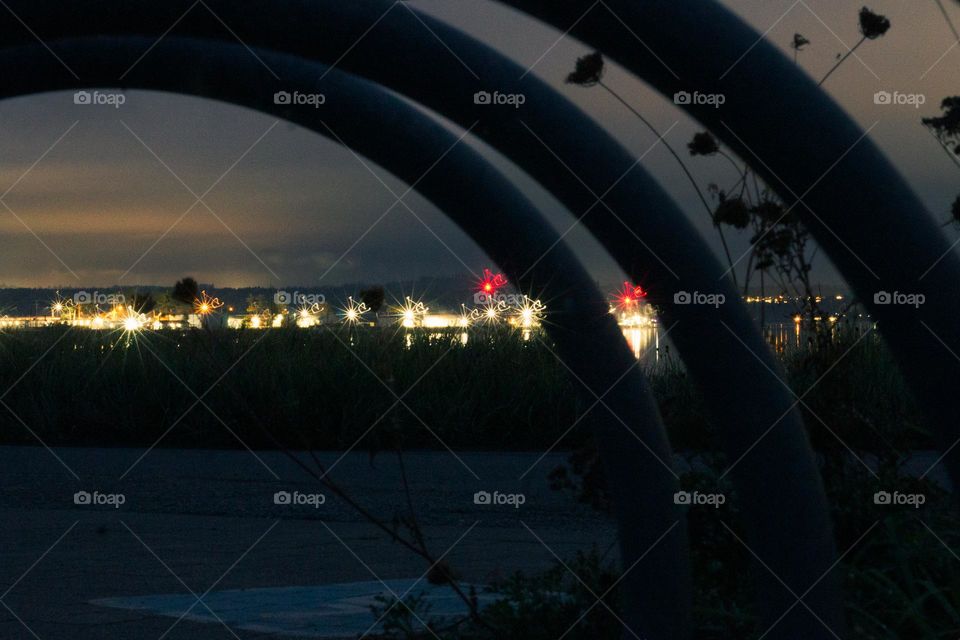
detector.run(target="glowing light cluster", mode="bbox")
[339,296,370,325]
[296,302,323,327]
[614,281,647,308]
[457,304,474,328]
[49,292,74,318]
[477,268,508,296]
[396,297,429,328]
[193,290,224,316]
[515,296,546,328]
[609,282,656,327]
[122,307,147,333]
[476,299,510,325]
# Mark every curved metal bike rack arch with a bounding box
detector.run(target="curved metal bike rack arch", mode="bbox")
[0,2,843,635]
[496,2,960,632]
[500,0,960,480]
[0,37,690,638]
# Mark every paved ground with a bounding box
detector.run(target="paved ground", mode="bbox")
[0,446,615,639]
[2,445,948,638]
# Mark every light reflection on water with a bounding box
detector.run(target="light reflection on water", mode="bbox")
[620,320,875,366]
[400,326,672,364]
[398,324,802,366]
[621,326,664,363]
[765,322,803,355]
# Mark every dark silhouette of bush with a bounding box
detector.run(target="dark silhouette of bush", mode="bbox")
[172,277,199,305]
[360,285,386,314]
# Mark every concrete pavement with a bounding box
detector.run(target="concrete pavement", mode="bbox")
[0,446,614,639]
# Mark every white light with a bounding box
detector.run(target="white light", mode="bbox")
[340,297,370,324]
[521,308,534,327]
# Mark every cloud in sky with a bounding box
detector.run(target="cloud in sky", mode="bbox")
[0,0,955,290]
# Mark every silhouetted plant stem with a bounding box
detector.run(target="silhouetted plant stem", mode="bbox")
[397,447,428,552]
[934,0,960,41]
[818,37,866,86]
[750,169,764,204]
[597,80,739,288]
[228,378,491,630]
[717,150,746,180]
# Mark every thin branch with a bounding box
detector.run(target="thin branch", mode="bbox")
[599,80,739,288]
[934,0,960,41]
[818,36,866,87]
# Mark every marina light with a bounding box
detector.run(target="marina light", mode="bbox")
[395,297,428,328]
[457,304,473,328]
[477,268,508,296]
[478,299,509,325]
[122,308,146,333]
[614,281,647,308]
[340,296,370,325]
[513,296,546,328]
[49,292,73,319]
[296,302,322,327]
[193,290,224,316]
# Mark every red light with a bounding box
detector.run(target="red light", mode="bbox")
[477,268,508,295]
[614,282,647,308]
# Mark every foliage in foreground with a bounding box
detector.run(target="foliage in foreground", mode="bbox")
[0,325,581,450]
[372,456,960,639]
[0,323,929,453]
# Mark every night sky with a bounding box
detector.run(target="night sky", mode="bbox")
[0,0,955,290]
